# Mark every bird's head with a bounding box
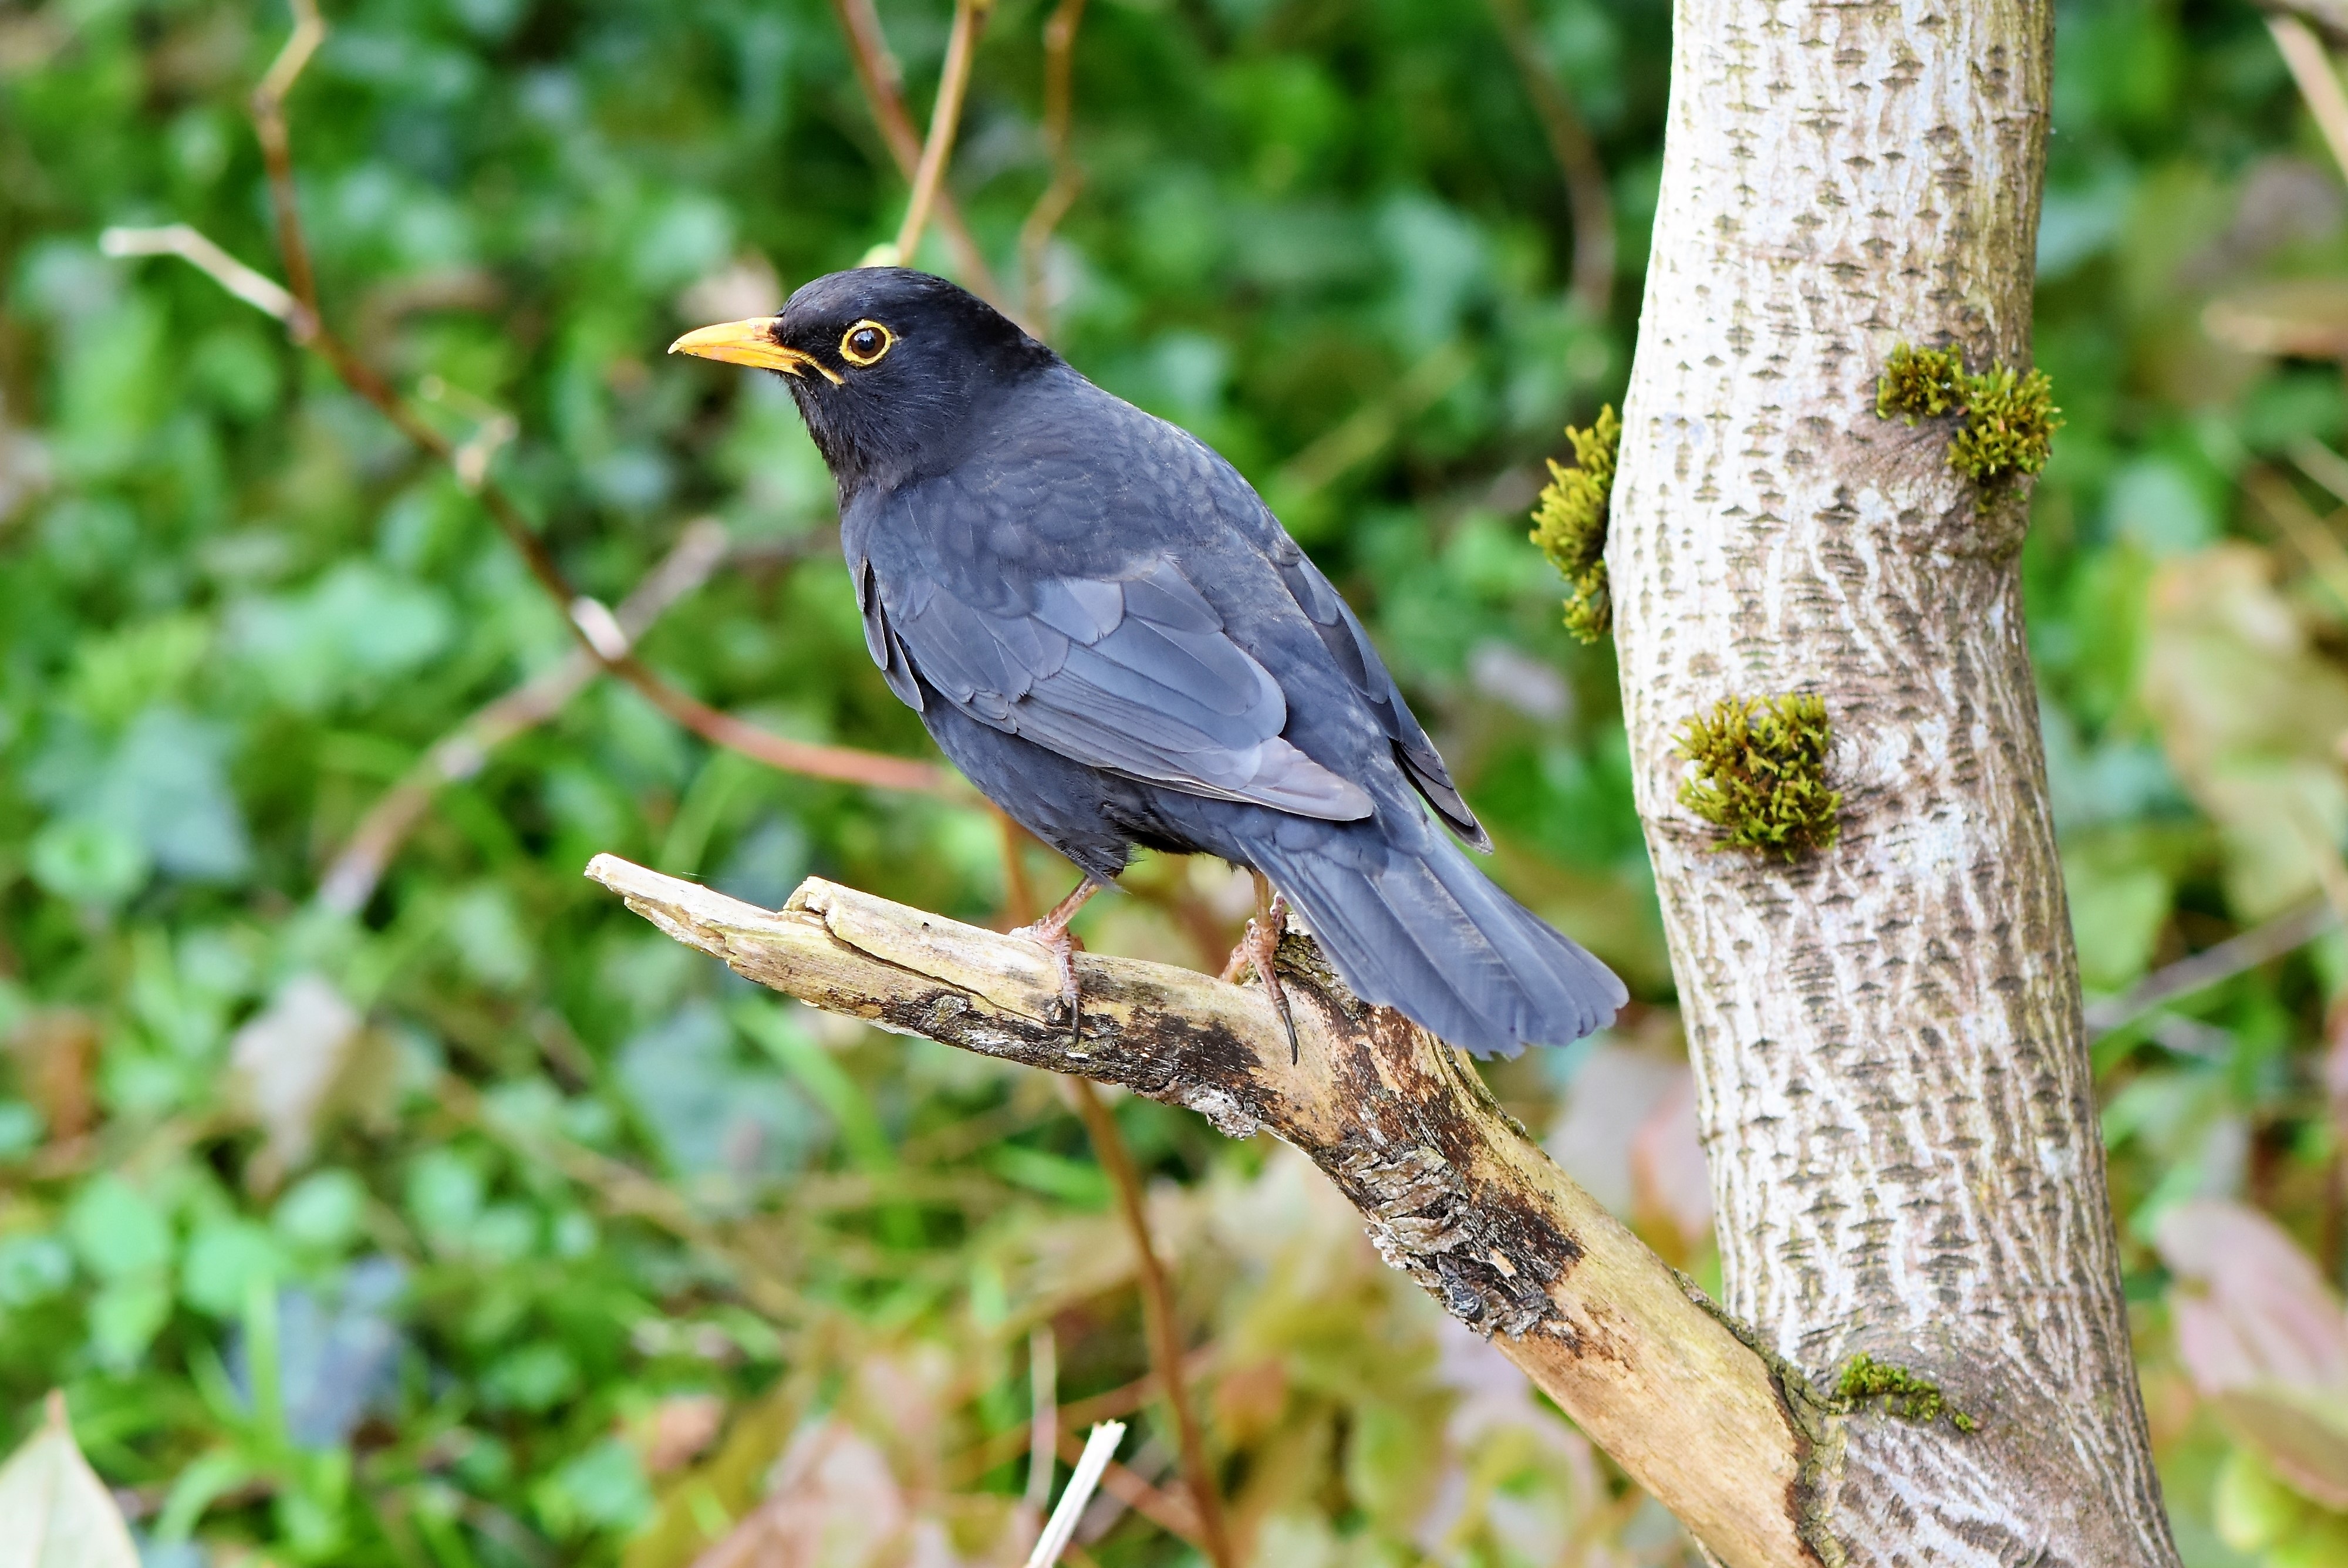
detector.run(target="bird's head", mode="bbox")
[669,267,1056,490]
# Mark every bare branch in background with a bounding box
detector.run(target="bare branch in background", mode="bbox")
[586,857,1826,1568]
[249,0,326,325]
[895,0,994,264]
[2246,464,2348,613]
[97,225,295,319]
[826,0,1014,310]
[112,6,955,800]
[1060,1077,1236,1568]
[316,520,794,915]
[1020,0,1091,333]
[2085,898,2335,1038]
[2271,11,2348,181]
[1486,0,1614,318]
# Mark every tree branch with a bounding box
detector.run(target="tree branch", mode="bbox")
[896,0,991,263]
[1486,0,1614,319]
[106,1,957,802]
[826,0,1013,311]
[1060,1077,1234,1568]
[584,855,1824,1568]
[1018,0,1090,334]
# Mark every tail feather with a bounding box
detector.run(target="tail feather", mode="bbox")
[1249,828,1627,1058]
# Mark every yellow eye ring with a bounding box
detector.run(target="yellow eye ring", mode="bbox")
[839,319,895,367]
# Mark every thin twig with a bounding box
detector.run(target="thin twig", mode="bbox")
[943,1342,1217,1485]
[825,0,1013,309]
[2246,465,2348,615]
[155,4,956,799]
[896,0,993,264]
[2271,14,2348,184]
[1025,1326,1060,1514]
[2084,897,2336,1037]
[1025,1422,1123,1568]
[1486,0,1614,318]
[316,520,743,915]
[98,225,295,319]
[1018,0,1090,332]
[1051,1426,1200,1550]
[249,0,326,327]
[1060,1078,1234,1568]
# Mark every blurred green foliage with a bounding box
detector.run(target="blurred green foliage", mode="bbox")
[2,0,2347,1562]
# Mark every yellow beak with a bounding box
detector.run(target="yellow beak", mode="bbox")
[668,319,843,385]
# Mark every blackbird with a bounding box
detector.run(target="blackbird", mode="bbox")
[672,268,1624,1058]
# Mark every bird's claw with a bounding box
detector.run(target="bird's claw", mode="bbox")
[1011,916,1086,1047]
[1224,895,1300,1065]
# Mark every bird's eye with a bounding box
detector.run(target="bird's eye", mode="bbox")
[840,320,895,367]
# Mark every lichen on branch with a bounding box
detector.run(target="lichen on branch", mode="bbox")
[1674,694,1840,861]
[1530,404,1620,642]
[1875,343,2062,484]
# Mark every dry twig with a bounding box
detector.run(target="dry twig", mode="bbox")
[2084,898,2337,1037]
[1486,0,1614,317]
[316,520,766,914]
[1019,0,1091,332]
[2271,12,2348,183]
[826,0,1013,309]
[896,0,994,264]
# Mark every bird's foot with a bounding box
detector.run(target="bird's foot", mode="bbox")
[1013,878,1101,1047]
[1222,893,1300,1065]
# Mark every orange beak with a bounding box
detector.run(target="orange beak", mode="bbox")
[668,319,843,385]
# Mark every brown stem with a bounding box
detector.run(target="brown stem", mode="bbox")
[232,6,953,801]
[1061,1076,1236,1568]
[1019,0,1091,332]
[826,0,1014,311]
[896,0,992,264]
[1486,0,1615,318]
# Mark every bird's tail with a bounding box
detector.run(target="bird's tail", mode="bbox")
[1249,827,1627,1059]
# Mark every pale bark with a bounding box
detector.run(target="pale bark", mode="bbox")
[1608,0,2179,1563]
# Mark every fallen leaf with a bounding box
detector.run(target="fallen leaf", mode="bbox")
[0,1391,141,1568]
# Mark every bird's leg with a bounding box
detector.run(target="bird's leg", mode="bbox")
[1012,877,1101,1044]
[1222,871,1300,1064]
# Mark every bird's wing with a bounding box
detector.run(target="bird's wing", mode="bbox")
[1270,547,1491,850]
[876,552,1375,822]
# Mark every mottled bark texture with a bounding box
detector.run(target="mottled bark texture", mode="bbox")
[1609,1,2178,1563]
[586,857,1818,1568]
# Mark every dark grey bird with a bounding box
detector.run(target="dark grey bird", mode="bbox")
[672,268,1624,1058]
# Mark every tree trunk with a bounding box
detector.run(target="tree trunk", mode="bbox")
[1608,1,2180,1562]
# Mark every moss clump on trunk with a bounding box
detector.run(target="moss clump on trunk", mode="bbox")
[1674,694,1841,861]
[1876,344,2062,483]
[1530,404,1620,642]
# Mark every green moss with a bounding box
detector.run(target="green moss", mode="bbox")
[1833,1354,1978,1433]
[1874,345,2063,485]
[1875,343,1966,424]
[1530,404,1620,643]
[1675,694,1841,861]
[1948,365,2061,481]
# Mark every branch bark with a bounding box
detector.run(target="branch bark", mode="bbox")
[586,855,1819,1568]
[1608,0,2177,1560]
